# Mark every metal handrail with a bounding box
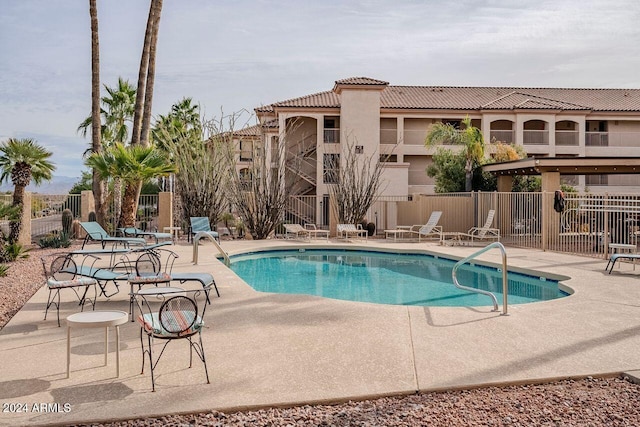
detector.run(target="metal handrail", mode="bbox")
[451,242,508,315]
[192,231,231,267]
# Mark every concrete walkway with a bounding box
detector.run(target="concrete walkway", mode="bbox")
[2,238,640,426]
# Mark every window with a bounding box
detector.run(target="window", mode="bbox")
[323,117,340,143]
[239,139,253,161]
[323,154,339,184]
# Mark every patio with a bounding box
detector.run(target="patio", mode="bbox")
[2,239,640,426]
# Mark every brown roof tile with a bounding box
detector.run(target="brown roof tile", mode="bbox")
[335,77,390,86]
[270,90,340,109]
[258,78,640,113]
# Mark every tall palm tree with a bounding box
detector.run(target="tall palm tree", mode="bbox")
[132,0,163,147]
[78,78,136,145]
[425,116,485,192]
[127,0,164,233]
[85,143,175,227]
[89,0,106,226]
[0,138,55,242]
[78,78,136,223]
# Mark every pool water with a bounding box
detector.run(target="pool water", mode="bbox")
[229,249,569,307]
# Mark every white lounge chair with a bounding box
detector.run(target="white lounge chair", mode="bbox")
[409,211,443,242]
[283,224,310,240]
[457,209,500,244]
[337,223,367,240]
[304,224,330,240]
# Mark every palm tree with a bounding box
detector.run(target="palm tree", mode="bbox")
[132,0,163,147]
[78,78,136,147]
[85,143,175,227]
[78,77,136,222]
[425,116,485,192]
[0,138,55,242]
[127,0,163,232]
[89,0,106,226]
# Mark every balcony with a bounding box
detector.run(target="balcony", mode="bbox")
[380,128,398,144]
[555,130,579,146]
[523,130,549,145]
[323,129,340,144]
[489,130,515,144]
[586,132,640,147]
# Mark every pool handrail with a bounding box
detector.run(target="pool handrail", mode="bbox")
[451,241,508,315]
[192,231,231,266]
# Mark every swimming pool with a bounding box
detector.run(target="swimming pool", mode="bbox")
[229,249,570,307]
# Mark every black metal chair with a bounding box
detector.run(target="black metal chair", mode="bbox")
[41,254,98,326]
[141,248,219,301]
[132,286,211,391]
[127,251,173,321]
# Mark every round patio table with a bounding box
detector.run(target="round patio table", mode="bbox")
[66,310,128,378]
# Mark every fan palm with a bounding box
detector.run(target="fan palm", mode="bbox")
[425,116,485,192]
[78,77,136,222]
[85,143,175,227]
[0,138,55,242]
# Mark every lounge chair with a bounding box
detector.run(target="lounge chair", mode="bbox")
[605,252,640,273]
[80,221,147,249]
[305,224,330,240]
[283,224,310,240]
[337,223,368,241]
[456,209,500,244]
[409,211,443,242]
[120,226,173,244]
[188,217,220,243]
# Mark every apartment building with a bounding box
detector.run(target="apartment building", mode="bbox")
[236,77,640,224]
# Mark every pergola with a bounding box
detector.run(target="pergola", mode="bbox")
[482,157,640,192]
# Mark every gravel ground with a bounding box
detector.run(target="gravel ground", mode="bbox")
[3,247,640,426]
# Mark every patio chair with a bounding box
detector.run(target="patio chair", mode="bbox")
[305,223,330,240]
[457,209,500,244]
[41,254,98,327]
[188,217,220,243]
[70,243,172,297]
[120,227,173,245]
[408,211,443,242]
[283,224,310,240]
[132,248,219,302]
[337,223,368,241]
[80,221,147,249]
[132,286,211,391]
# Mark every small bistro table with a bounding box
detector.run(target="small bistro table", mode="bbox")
[66,310,128,378]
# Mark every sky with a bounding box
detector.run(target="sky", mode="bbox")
[1,0,640,179]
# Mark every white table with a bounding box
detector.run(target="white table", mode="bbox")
[66,310,128,378]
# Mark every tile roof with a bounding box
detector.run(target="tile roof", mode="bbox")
[233,119,278,136]
[334,77,390,86]
[257,78,640,113]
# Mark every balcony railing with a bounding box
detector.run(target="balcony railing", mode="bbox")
[586,132,608,146]
[489,130,515,144]
[323,129,340,144]
[380,128,398,144]
[555,130,579,146]
[523,130,549,145]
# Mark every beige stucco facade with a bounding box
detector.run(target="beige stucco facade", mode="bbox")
[235,77,640,226]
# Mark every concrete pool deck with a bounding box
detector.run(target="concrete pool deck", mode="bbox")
[2,238,640,426]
